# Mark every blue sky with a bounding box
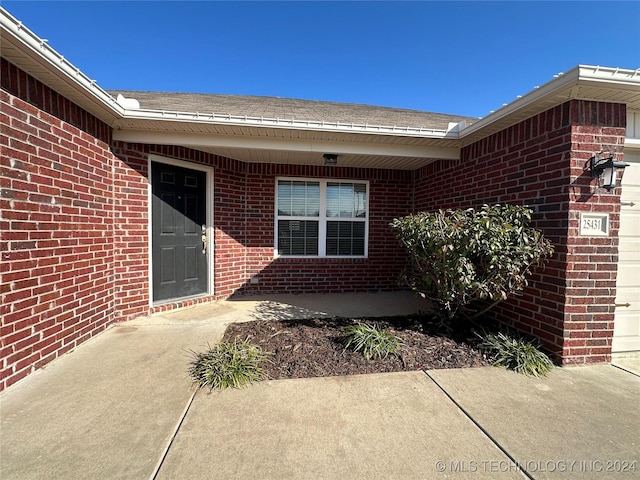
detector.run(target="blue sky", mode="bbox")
[3,1,639,118]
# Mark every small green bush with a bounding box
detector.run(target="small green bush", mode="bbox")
[479,331,554,377]
[390,204,554,322]
[188,340,270,390]
[339,323,403,360]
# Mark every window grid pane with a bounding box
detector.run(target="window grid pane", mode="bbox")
[326,182,367,218]
[276,179,367,257]
[278,220,319,255]
[326,221,365,256]
[277,180,320,217]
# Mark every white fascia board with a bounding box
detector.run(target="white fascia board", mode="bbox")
[0,8,124,119]
[112,129,460,160]
[577,65,640,88]
[118,108,456,139]
[458,65,640,140]
[458,67,582,139]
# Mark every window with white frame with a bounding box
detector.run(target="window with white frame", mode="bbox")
[275,178,368,257]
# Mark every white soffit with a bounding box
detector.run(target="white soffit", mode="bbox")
[185,147,438,170]
[113,129,460,162]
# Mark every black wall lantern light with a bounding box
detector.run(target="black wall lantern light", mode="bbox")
[589,150,629,191]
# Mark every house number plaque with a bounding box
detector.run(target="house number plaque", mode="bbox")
[579,213,609,236]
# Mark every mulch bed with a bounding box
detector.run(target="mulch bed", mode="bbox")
[222,316,492,380]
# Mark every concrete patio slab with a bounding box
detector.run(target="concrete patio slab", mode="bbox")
[0,322,225,480]
[132,291,432,327]
[2,293,638,480]
[612,352,640,376]
[427,366,640,479]
[156,371,524,480]
[226,291,433,320]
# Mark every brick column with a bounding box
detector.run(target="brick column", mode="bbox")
[414,100,627,365]
[562,101,627,364]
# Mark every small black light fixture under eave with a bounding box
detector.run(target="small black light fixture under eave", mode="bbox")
[589,150,629,191]
[323,153,338,166]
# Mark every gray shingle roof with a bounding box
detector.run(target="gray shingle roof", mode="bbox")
[108,90,476,131]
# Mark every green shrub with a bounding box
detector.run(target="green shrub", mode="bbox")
[339,323,403,360]
[188,340,270,390]
[479,331,554,377]
[390,204,554,322]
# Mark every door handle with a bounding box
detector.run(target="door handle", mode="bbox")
[201,224,207,254]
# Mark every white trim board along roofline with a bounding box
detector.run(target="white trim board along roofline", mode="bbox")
[2,6,639,166]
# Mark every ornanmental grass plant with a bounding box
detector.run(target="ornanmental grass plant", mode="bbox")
[479,331,554,377]
[188,340,270,390]
[339,323,403,360]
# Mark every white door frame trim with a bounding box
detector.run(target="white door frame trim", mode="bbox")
[147,154,215,305]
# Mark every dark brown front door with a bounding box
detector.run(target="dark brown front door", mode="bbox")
[151,161,208,302]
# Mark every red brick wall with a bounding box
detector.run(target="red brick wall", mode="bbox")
[236,163,412,295]
[109,146,414,299]
[415,100,626,364]
[1,59,116,390]
[2,55,626,390]
[563,102,626,364]
[108,144,245,311]
[212,157,248,297]
[108,143,150,320]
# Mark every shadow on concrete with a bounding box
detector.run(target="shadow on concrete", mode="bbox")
[226,291,434,323]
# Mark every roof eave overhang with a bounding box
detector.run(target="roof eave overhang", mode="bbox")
[3,5,639,165]
[113,106,462,139]
[110,108,464,162]
[0,8,124,125]
[458,65,640,146]
[2,7,462,166]
[113,127,461,160]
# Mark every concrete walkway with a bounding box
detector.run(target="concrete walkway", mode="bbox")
[1,293,639,479]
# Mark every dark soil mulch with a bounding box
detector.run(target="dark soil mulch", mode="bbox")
[222,316,492,380]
